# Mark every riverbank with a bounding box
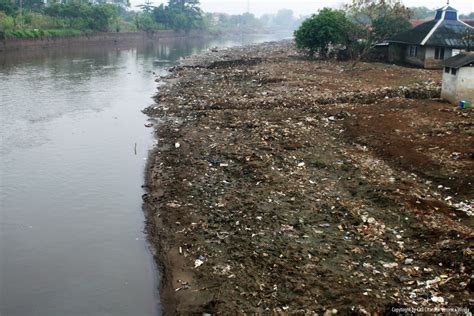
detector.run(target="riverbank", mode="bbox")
[0,30,212,53]
[143,40,473,314]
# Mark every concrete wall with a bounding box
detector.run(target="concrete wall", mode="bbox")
[424,46,453,69]
[404,45,425,67]
[388,44,405,63]
[0,30,208,53]
[441,66,474,104]
[441,67,458,102]
[455,67,474,103]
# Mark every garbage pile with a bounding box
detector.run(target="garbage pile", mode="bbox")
[143,41,473,314]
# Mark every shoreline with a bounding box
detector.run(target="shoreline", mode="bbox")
[143,41,473,314]
[0,30,214,53]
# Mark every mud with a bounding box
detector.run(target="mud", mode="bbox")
[143,40,473,314]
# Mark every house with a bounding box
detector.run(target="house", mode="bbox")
[441,52,474,104]
[387,5,473,69]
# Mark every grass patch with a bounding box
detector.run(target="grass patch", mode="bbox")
[4,28,87,39]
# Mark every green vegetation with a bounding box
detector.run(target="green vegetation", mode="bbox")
[294,8,353,57]
[460,12,474,19]
[1,0,306,40]
[294,0,412,62]
[0,0,121,39]
[152,0,204,30]
[410,6,436,19]
[411,7,473,20]
[0,0,209,39]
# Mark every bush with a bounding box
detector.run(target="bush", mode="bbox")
[294,8,354,57]
[28,12,59,29]
[44,29,83,37]
[0,11,15,32]
[0,0,16,16]
[2,28,84,39]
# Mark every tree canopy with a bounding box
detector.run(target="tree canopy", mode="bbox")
[152,0,203,30]
[345,0,412,62]
[294,0,412,63]
[410,6,435,19]
[294,8,353,57]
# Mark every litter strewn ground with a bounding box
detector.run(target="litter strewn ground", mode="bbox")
[143,40,473,314]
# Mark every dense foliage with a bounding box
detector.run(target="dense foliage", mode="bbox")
[0,0,208,38]
[294,0,413,62]
[43,2,117,32]
[0,0,121,38]
[152,0,204,30]
[410,6,436,19]
[294,8,353,57]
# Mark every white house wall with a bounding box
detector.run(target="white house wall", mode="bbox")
[404,46,425,67]
[424,47,453,69]
[441,69,458,103]
[456,67,474,103]
[441,66,474,104]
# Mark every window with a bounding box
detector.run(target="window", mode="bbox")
[409,46,418,57]
[435,47,445,60]
[445,67,450,73]
[445,11,457,20]
[451,68,457,75]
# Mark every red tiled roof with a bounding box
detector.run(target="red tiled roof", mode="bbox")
[410,19,431,26]
[462,20,474,27]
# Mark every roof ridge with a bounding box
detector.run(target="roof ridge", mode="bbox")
[421,10,445,45]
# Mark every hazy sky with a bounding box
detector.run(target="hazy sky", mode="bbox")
[133,0,474,15]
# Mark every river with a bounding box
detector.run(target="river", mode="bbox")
[0,34,289,316]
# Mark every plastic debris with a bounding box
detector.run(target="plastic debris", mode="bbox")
[175,280,191,292]
[453,200,474,216]
[194,255,205,268]
[141,40,471,313]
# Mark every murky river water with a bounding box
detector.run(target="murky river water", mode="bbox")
[0,34,288,316]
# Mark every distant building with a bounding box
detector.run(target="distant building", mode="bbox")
[441,52,474,104]
[387,5,473,69]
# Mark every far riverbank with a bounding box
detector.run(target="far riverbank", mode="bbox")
[0,30,216,53]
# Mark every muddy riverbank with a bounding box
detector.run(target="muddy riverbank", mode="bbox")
[144,40,473,314]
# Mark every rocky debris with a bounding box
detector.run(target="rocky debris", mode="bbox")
[143,40,473,314]
[313,81,441,105]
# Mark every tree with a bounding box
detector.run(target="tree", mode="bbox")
[294,8,353,57]
[459,12,474,19]
[136,0,155,13]
[168,0,200,12]
[274,9,294,29]
[0,11,14,38]
[410,6,435,19]
[372,15,411,41]
[152,0,203,30]
[345,0,412,65]
[0,0,16,16]
[460,28,474,51]
[22,0,46,11]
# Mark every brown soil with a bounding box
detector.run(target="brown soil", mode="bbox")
[143,41,473,315]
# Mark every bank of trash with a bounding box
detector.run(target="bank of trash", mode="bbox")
[143,40,473,314]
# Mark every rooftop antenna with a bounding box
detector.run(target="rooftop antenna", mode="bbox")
[446,0,449,5]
